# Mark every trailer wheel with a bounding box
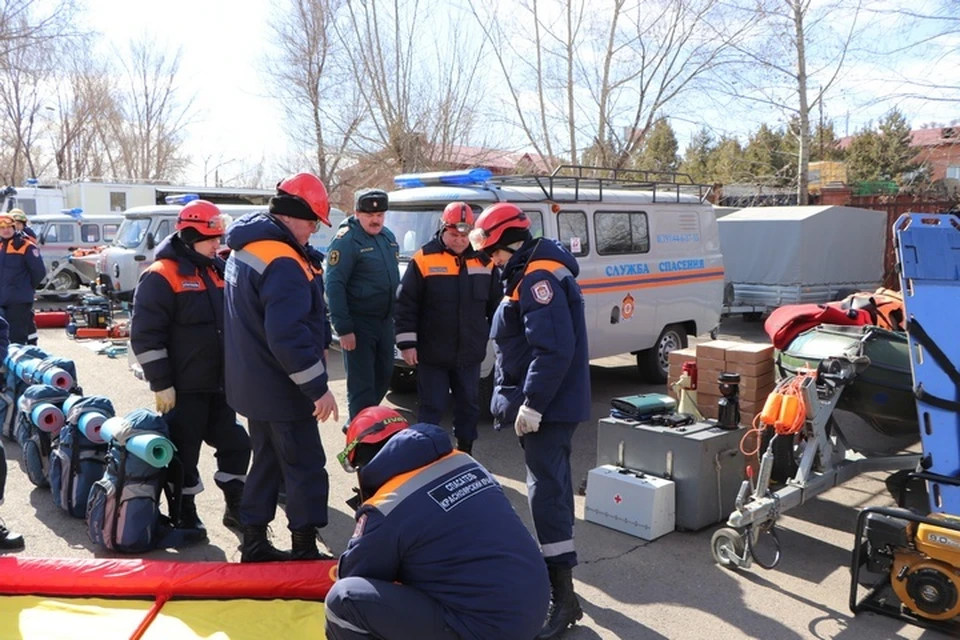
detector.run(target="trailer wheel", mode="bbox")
[711,527,745,570]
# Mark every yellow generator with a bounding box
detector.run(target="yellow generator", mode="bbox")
[851,505,960,633]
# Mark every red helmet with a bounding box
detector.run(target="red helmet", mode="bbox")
[176,200,230,237]
[337,406,409,471]
[275,173,331,226]
[441,202,474,233]
[470,202,530,252]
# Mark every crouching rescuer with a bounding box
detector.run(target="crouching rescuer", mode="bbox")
[470,203,591,638]
[325,406,549,640]
[130,200,250,537]
[224,172,340,562]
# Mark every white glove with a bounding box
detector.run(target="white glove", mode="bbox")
[514,404,542,437]
[155,387,176,414]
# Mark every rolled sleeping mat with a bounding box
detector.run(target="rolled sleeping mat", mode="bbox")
[30,403,65,433]
[77,411,107,444]
[61,394,83,417]
[38,366,74,391]
[14,357,40,382]
[125,433,175,468]
[100,417,174,468]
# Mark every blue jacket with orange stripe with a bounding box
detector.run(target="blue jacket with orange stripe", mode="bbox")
[131,235,226,394]
[490,238,591,425]
[0,233,45,305]
[394,235,500,368]
[223,213,332,421]
[338,423,549,640]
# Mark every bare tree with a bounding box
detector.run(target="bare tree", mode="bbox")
[266,0,362,193]
[863,2,959,105]
[0,0,78,59]
[0,11,54,184]
[337,0,488,172]
[47,39,120,180]
[470,0,753,171]
[719,0,865,204]
[106,36,194,181]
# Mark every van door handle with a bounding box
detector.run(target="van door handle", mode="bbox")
[134,255,146,262]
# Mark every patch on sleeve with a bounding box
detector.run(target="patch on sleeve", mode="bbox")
[531,279,553,304]
[352,513,367,538]
[328,249,340,266]
[30,247,39,258]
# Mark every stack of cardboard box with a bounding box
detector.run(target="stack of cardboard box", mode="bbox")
[694,340,776,424]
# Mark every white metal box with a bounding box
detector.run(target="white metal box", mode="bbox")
[584,465,675,541]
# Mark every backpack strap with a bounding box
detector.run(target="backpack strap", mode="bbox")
[66,424,81,504]
[110,447,128,550]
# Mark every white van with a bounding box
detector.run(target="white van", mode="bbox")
[385,166,724,392]
[33,212,123,294]
[90,201,347,300]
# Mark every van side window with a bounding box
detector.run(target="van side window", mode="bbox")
[155,220,172,241]
[81,224,100,243]
[558,211,589,256]
[17,199,37,216]
[103,225,119,242]
[595,211,650,255]
[522,210,545,239]
[45,223,76,244]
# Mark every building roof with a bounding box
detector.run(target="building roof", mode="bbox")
[839,126,960,150]
[718,204,884,221]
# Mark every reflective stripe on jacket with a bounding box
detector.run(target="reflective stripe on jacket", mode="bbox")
[394,237,500,367]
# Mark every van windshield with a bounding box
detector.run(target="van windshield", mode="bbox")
[388,210,443,259]
[114,217,151,249]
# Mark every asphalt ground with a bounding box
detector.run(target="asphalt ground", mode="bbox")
[1,312,951,640]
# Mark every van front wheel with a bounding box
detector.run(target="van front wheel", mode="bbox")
[637,324,688,384]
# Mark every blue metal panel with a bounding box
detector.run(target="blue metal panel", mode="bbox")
[895,213,960,514]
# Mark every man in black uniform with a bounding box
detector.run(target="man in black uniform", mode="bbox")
[131,199,250,536]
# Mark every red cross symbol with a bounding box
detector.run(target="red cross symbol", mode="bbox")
[614,494,622,504]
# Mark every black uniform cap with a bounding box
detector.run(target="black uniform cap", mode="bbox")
[355,189,388,214]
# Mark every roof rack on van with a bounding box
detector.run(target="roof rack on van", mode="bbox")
[490,164,713,203]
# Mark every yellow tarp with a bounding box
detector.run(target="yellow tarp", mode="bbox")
[0,596,326,639]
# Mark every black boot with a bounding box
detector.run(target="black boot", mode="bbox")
[0,520,24,552]
[220,481,243,531]
[536,566,583,639]
[291,527,335,561]
[241,525,291,563]
[456,438,473,455]
[178,495,207,540]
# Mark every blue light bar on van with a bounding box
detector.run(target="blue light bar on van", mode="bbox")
[61,207,83,219]
[25,178,38,186]
[165,194,200,205]
[393,168,493,189]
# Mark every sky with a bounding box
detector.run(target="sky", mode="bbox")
[79,0,960,186]
[83,0,286,186]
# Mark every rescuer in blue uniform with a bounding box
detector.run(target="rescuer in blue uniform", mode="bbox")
[131,199,250,537]
[470,202,591,639]
[0,212,45,345]
[394,202,500,454]
[0,314,24,551]
[9,210,36,240]
[223,173,340,563]
[325,406,549,640]
[324,189,400,420]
